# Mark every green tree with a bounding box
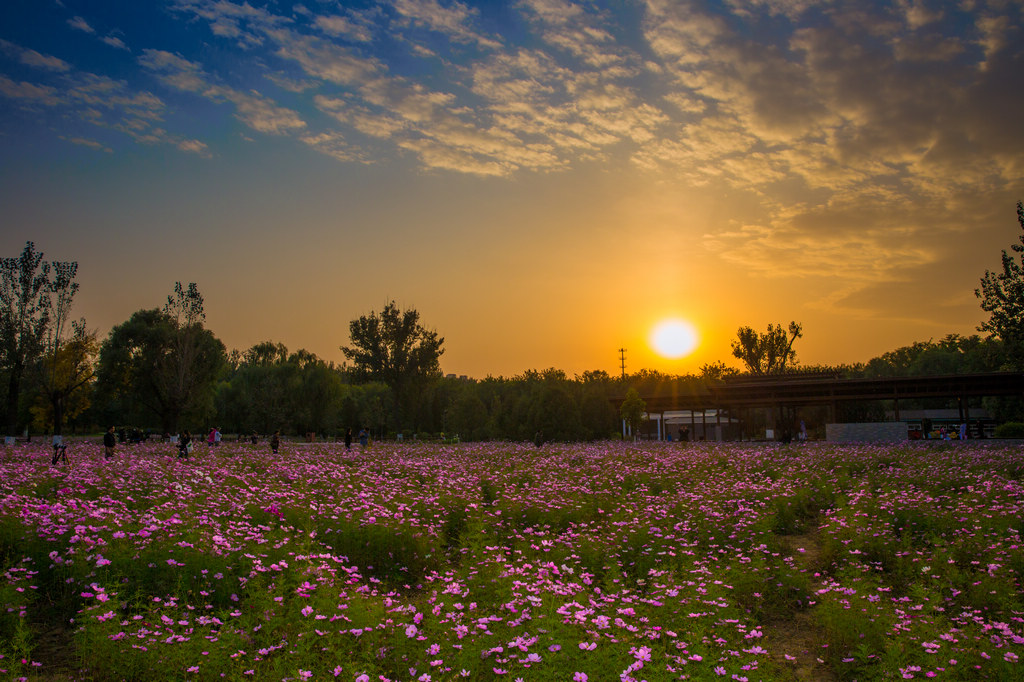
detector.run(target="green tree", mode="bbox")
[289,349,345,436]
[976,201,1024,367]
[341,301,444,429]
[0,242,72,438]
[528,383,582,442]
[351,382,392,438]
[447,386,488,440]
[96,283,225,432]
[699,360,739,381]
[216,347,292,434]
[731,321,803,374]
[620,388,646,441]
[33,259,95,436]
[34,321,97,437]
[576,370,617,440]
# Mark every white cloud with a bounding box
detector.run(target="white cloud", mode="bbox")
[178,139,211,155]
[63,136,112,152]
[315,15,373,42]
[390,0,501,48]
[300,131,365,162]
[138,49,209,92]
[0,40,71,72]
[140,49,305,135]
[219,87,306,134]
[68,16,95,34]
[102,36,130,51]
[0,75,62,105]
[397,137,510,176]
[271,32,381,85]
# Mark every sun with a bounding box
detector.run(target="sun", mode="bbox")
[650,318,699,359]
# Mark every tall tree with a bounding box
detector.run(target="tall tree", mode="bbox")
[731,321,803,374]
[162,282,218,425]
[620,388,646,441]
[35,321,98,437]
[96,283,225,432]
[976,201,1024,367]
[0,242,79,438]
[341,301,444,429]
[34,260,96,436]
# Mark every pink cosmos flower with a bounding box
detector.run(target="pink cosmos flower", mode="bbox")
[573,674,588,682]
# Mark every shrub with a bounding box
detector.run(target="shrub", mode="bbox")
[994,421,1024,438]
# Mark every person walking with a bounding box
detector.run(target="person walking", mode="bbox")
[270,430,280,454]
[344,428,353,450]
[103,426,116,460]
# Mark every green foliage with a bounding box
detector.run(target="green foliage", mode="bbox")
[95,284,227,433]
[341,301,444,429]
[1,242,80,437]
[994,421,1024,438]
[31,321,97,435]
[731,321,803,374]
[447,387,488,440]
[977,200,1024,365]
[318,520,440,585]
[217,343,349,435]
[863,334,1008,377]
[620,387,645,436]
[769,483,836,535]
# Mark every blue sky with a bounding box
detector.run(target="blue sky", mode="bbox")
[2,0,1022,376]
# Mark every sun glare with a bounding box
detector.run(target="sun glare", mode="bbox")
[650,318,699,359]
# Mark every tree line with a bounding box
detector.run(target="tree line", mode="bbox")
[2,201,1022,441]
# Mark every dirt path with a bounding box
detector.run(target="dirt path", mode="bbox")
[24,620,81,681]
[762,530,839,682]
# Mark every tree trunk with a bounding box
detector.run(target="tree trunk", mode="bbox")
[52,393,64,437]
[5,362,23,438]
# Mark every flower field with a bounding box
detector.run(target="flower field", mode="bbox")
[1,440,1023,681]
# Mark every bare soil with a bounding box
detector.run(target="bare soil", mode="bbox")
[761,530,840,682]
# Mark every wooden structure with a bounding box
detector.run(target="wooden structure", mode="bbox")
[612,371,1024,440]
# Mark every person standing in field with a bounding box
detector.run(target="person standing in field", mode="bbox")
[271,430,280,454]
[103,425,116,460]
[358,428,368,448]
[214,427,222,447]
[345,428,353,450]
[178,431,192,459]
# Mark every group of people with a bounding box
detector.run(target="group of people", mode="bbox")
[58,425,373,465]
[174,426,221,458]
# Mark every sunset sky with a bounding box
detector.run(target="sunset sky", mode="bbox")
[2,0,1022,378]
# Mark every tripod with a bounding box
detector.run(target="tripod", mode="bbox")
[51,442,69,465]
